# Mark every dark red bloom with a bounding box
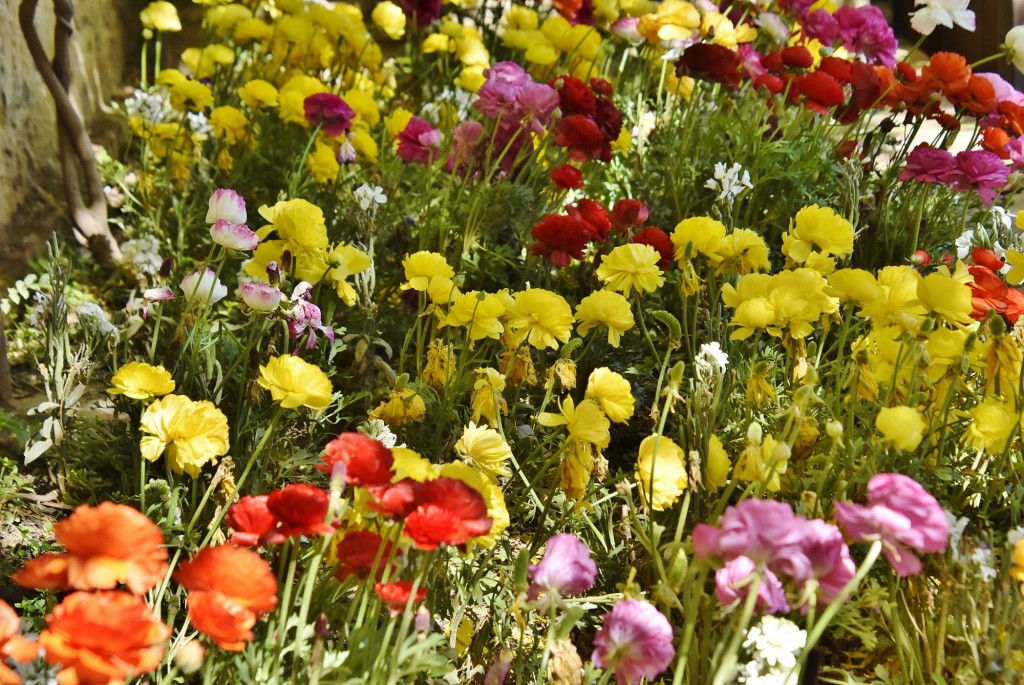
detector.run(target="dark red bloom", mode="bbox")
[226,495,277,547]
[972,247,1006,271]
[321,433,395,487]
[818,56,854,84]
[676,43,742,89]
[761,52,784,73]
[610,199,649,231]
[553,115,609,162]
[530,214,593,266]
[753,73,784,95]
[571,198,612,241]
[403,0,441,27]
[265,484,334,543]
[549,164,584,190]
[781,46,813,69]
[303,93,355,137]
[374,581,427,612]
[556,77,597,117]
[402,478,492,550]
[632,227,674,267]
[794,71,845,114]
[368,479,421,519]
[334,530,399,582]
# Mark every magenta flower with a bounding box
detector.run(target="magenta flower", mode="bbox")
[692,499,806,566]
[287,282,335,351]
[834,473,949,576]
[397,116,443,165]
[446,120,486,175]
[899,144,958,184]
[304,93,356,137]
[474,62,558,134]
[786,519,855,605]
[592,599,675,685]
[206,188,247,225]
[714,556,790,614]
[835,5,897,66]
[1007,137,1024,171]
[210,220,259,251]
[803,9,840,44]
[954,150,1010,206]
[528,533,598,604]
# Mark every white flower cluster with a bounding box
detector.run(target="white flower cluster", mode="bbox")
[737,616,806,685]
[121,235,164,277]
[705,162,754,205]
[358,418,401,449]
[695,341,729,388]
[124,88,171,123]
[354,184,388,216]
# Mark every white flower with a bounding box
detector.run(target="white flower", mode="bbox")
[180,268,228,305]
[186,111,212,136]
[210,220,259,251]
[696,341,729,377]
[944,510,969,561]
[1007,26,1024,74]
[954,228,975,260]
[705,162,753,204]
[354,184,388,213]
[970,547,998,582]
[910,0,975,36]
[358,418,402,448]
[74,303,119,340]
[738,616,805,685]
[338,140,357,164]
[206,188,247,225]
[239,282,283,311]
[1009,526,1024,546]
[121,235,163,277]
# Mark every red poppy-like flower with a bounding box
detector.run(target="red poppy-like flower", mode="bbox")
[226,495,277,547]
[175,545,278,651]
[961,74,997,117]
[549,164,584,190]
[334,530,400,581]
[676,43,742,89]
[397,116,443,165]
[894,63,939,116]
[973,247,1006,271]
[265,484,334,543]
[753,73,784,95]
[1000,101,1024,137]
[12,502,167,595]
[303,93,355,137]
[632,227,674,267]
[982,126,1012,158]
[610,199,649,231]
[922,52,971,102]
[794,71,845,115]
[555,76,597,117]
[781,46,813,69]
[368,479,421,519]
[553,115,609,162]
[374,581,427,612]
[530,213,594,266]
[0,600,36,685]
[402,477,493,550]
[571,198,612,241]
[321,432,395,487]
[39,591,170,684]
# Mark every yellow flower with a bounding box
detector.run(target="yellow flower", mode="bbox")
[372,1,406,39]
[210,105,247,144]
[782,205,854,264]
[1005,248,1024,286]
[308,143,341,186]
[745,361,777,407]
[827,268,883,304]
[471,368,508,425]
[575,289,635,348]
[717,229,770,275]
[734,424,788,491]
[278,75,330,127]
[386,108,414,140]
[107,362,175,401]
[140,395,229,478]
[1011,538,1024,592]
[370,387,426,426]
[140,0,181,32]
[170,80,214,112]
[706,434,730,490]
[671,216,726,263]
[964,398,1018,453]
[402,251,455,291]
[584,368,635,423]
[556,444,595,500]
[506,289,574,350]
[257,355,333,410]
[258,198,329,253]
[446,291,506,342]
[234,17,273,42]
[596,244,665,296]
[916,272,973,325]
[326,244,371,304]
[423,339,456,388]
[455,422,512,478]
[344,89,380,127]
[207,4,252,37]
[392,447,437,482]
[438,462,508,548]
[538,396,610,449]
[635,435,688,511]
[875,406,926,452]
[237,79,278,109]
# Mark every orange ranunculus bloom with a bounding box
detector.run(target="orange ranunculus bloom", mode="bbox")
[174,545,278,651]
[12,502,168,595]
[38,591,170,685]
[0,600,37,685]
[922,52,971,101]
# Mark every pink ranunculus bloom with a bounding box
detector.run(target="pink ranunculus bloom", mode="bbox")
[692,499,806,567]
[397,116,443,165]
[976,73,1024,107]
[210,220,259,251]
[180,268,228,305]
[303,92,356,137]
[143,285,175,302]
[835,5,897,67]
[287,282,334,351]
[899,144,958,184]
[446,120,486,175]
[834,473,948,577]
[1007,137,1024,171]
[714,556,791,614]
[789,519,856,605]
[206,188,247,225]
[803,9,839,44]
[240,282,283,312]
[954,149,1010,206]
[474,62,532,120]
[610,17,642,42]
[592,599,675,685]
[528,533,598,603]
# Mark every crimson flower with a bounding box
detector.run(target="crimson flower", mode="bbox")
[226,495,277,547]
[632,227,674,267]
[320,433,395,487]
[303,93,355,137]
[264,484,334,543]
[549,164,584,190]
[402,478,493,550]
[334,530,400,582]
[375,581,427,612]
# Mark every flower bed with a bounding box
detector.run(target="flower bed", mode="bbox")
[4,0,1024,683]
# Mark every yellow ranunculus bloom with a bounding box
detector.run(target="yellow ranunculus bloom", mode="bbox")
[596,244,665,296]
[369,387,426,426]
[471,368,508,426]
[107,362,175,401]
[446,291,506,343]
[257,355,334,410]
[538,396,610,449]
[210,105,247,144]
[916,272,973,325]
[635,434,688,511]
[505,289,574,350]
[423,339,456,388]
[875,406,926,452]
[782,205,854,264]
[238,79,279,109]
[717,228,770,275]
[575,289,634,348]
[964,398,1018,453]
[170,80,214,112]
[402,251,455,291]
[258,198,329,253]
[307,143,341,185]
[706,434,730,489]
[392,447,437,482]
[372,1,406,39]
[585,368,635,424]
[671,216,726,263]
[140,0,181,32]
[140,395,229,478]
[455,422,513,479]
[326,244,371,304]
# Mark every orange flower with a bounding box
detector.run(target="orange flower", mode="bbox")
[174,545,278,651]
[38,591,169,685]
[922,52,971,101]
[0,600,37,685]
[12,502,168,595]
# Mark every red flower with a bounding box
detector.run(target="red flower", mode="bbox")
[610,199,649,231]
[303,93,355,137]
[265,484,334,543]
[922,52,971,102]
[632,227,674,267]
[554,115,610,162]
[334,530,399,582]
[321,432,395,487]
[402,477,493,550]
[374,581,427,612]
[555,76,597,117]
[530,213,593,266]
[781,46,813,69]
[961,74,997,117]
[549,164,584,190]
[753,73,784,95]
[676,43,742,89]
[571,198,612,241]
[982,126,1012,159]
[368,479,421,519]
[794,71,845,115]
[226,495,277,547]
[972,247,1005,271]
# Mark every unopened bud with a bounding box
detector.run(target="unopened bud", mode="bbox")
[174,640,205,674]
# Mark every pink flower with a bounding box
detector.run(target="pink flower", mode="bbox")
[609,17,642,42]
[834,473,948,576]
[788,519,855,605]
[206,188,247,225]
[180,268,227,305]
[211,220,259,251]
[397,116,443,165]
[592,599,675,685]
[446,120,486,175]
[287,282,334,351]
[240,282,283,311]
[835,5,897,66]
[899,144,958,184]
[528,533,597,602]
[976,73,1024,107]
[692,499,806,566]
[303,93,356,137]
[954,150,1010,206]
[802,9,839,44]
[714,556,790,614]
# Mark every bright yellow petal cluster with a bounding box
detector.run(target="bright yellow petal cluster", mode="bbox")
[455,422,513,479]
[372,1,406,39]
[635,435,688,511]
[782,205,854,264]
[671,216,726,263]
[446,291,506,342]
[875,406,926,452]
[505,289,574,350]
[585,368,635,423]
[257,355,334,411]
[964,398,1018,453]
[575,290,635,347]
[107,362,175,401]
[237,79,278,109]
[327,244,372,304]
[596,244,665,296]
[140,394,229,478]
[402,251,455,291]
[140,0,181,32]
[369,387,426,426]
[471,368,508,426]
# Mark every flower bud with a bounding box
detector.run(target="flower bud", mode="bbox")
[240,282,283,311]
[174,639,205,674]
